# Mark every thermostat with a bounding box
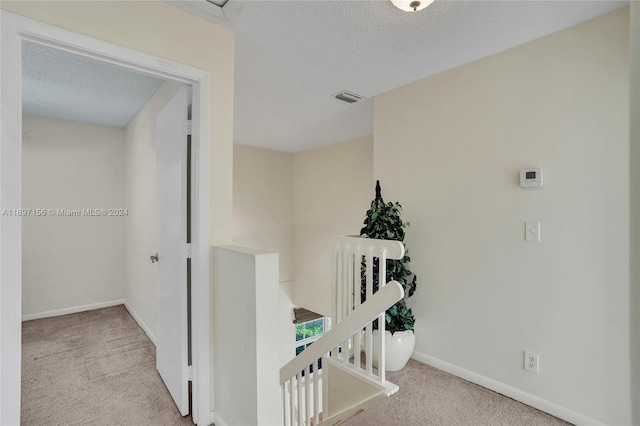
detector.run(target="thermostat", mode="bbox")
[520,168,543,188]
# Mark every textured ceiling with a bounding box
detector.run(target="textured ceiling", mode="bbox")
[228,0,628,152]
[22,1,629,150]
[22,42,165,128]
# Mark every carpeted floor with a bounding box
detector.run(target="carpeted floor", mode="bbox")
[343,359,571,426]
[21,305,193,426]
[23,306,571,426]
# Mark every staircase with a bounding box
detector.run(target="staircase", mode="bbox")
[279,236,406,426]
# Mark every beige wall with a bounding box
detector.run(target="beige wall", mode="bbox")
[233,144,294,282]
[1,0,234,246]
[232,138,374,361]
[22,115,125,316]
[374,8,630,425]
[232,144,296,365]
[292,136,374,317]
[123,82,184,342]
[0,3,233,418]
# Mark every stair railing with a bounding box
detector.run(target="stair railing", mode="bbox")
[330,236,405,384]
[279,237,405,426]
[280,281,403,426]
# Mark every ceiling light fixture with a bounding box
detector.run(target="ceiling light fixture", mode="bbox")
[390,0,434,12]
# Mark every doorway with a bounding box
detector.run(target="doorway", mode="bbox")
[1,11,213,425]
[21,38,193,420]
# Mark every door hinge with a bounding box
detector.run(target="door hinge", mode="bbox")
[186,120,192,136]
[187,365,192,381]
[185,243,192,259]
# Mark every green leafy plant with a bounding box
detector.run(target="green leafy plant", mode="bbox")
[295,319,324,342]
[385,302,415,335]
[360,181,417,335]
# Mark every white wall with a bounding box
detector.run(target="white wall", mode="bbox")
[630,2,640,424]
[123,82,183,342]
[233,144,296,366]
[211,246,280,426]
[292,136,374,317]
[22,80,184,339]
[374,8,630,425]
[22,115,125,317]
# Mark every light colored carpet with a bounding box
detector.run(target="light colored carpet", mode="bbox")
[21,305,193,426]
[343,359,571,426]
[23,307,570,426]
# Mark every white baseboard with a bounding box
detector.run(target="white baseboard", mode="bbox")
[411,351,604,426]
[22,298,158,347]
[22,299,125,321]
[211,410,229,426]
[123,301,157,346]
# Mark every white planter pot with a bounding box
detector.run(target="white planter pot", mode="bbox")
[372,329,415,372]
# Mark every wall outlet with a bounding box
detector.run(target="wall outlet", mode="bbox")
[524,351,539,374]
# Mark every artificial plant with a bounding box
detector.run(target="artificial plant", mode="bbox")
[360,181,417,335]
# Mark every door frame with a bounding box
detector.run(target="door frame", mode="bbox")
[0,11,212,425]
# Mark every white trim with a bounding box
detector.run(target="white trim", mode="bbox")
[189,75,212,426]
[123,301,158,346]
[1,12,25,425]
[1,11,212,425]
[295,317,325,348]
[211,410,230,426]
[22,300,125,322]
[411,351,604,426]
[21,300,159,347]
[16,25,202,84]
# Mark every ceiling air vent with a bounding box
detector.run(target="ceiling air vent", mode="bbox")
[333,91,365,104]
[206,0,229,7]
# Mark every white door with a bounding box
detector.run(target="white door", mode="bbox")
[155,86,190,416]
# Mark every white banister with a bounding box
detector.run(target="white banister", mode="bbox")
[279,281,403,426]
[279,281,403,384]
[332,236,405,261]
[330,236,405,385]
[281,237,406,426]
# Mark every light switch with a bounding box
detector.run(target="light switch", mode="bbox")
[525,222,541,242]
